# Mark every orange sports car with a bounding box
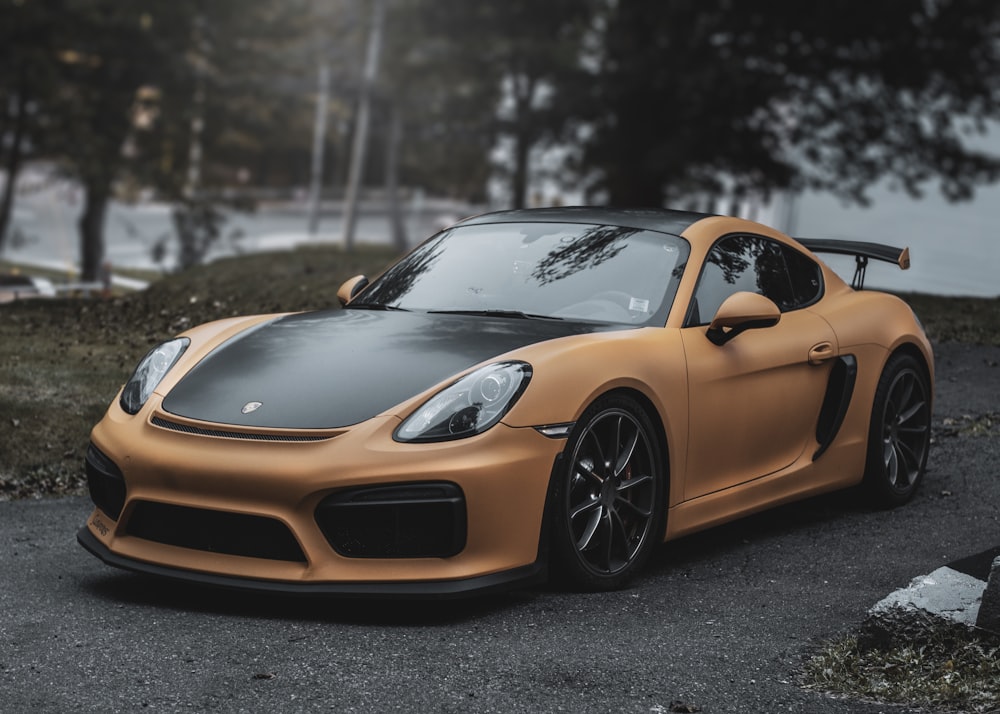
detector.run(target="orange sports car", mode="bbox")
[79,207,933,596]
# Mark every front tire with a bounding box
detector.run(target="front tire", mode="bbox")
[550,394,666,590]
[862,353,931,507]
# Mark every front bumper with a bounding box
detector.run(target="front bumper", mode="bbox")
[79,398,563,595]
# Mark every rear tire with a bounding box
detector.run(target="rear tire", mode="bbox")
[862,353,931,508]
[550,394,666,590]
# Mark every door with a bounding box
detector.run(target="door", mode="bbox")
[680,234,835,499]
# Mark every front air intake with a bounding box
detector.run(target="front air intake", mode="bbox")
[126,501,306,563]
[315,482,466,559]
[85,444,127,521]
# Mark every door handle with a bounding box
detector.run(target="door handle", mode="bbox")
[808,342,835,365]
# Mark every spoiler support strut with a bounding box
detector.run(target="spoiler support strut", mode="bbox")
[797,238,910,290]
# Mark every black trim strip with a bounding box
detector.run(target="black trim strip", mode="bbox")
[151,416,332,442]
[77,527,545,599]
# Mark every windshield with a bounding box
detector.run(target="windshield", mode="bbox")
[352,222,689,326]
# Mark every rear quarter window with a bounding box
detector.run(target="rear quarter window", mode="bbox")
[782,245,823,307]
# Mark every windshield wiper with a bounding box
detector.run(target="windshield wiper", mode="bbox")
[427,309,563,321]
[347,303,410,312]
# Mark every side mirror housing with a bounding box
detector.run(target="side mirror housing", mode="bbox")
[706,292,780,345]
[337,275,370,306]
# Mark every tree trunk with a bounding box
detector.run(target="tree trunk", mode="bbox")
[0,70,29,255]
[509,74,536,210]
[0,147,23,257]
[79,179,110,282]
[384,104,408,252]
[342,0,386,252]
[511,128,530,209]
[307,57,331,236]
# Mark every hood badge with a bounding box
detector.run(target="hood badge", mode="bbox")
[241,401,263,415]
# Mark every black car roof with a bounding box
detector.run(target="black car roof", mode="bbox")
[455,206,713,236]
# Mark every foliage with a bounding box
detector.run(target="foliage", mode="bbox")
[804,622,1000,712]
[901,293,1000,347]
[580,0,1000,205]
[0,0,63,253]
[377,0,504,203]
[0,0,314,279]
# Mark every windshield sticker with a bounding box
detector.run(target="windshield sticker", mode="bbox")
[629,297,650,313]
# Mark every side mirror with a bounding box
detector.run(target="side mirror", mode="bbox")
[706,292,780,346]
[337,275,370,306]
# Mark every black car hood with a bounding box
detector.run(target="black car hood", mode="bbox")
[161,308,620,429]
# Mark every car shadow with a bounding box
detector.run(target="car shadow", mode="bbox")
[79,570,541,624]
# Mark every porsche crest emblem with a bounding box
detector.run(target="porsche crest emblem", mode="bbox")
[241,401,263,415]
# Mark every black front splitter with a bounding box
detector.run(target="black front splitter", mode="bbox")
[77,527,546,600]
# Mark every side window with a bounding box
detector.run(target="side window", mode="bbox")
[687,235,815,327]
[781,245,823,307]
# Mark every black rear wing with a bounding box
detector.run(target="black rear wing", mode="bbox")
[796,238,910,290]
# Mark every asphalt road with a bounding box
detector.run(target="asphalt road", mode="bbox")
[2,341,998,713]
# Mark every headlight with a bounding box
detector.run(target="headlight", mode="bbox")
[119,338,190,415]
[395,361,532,442]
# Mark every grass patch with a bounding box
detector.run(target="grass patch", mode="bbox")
[0,243,400,499]
[804,622,1000,712]
[900,293,1000,347]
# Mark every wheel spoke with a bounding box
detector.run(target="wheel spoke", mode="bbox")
[571,495,601,520]
[895,438,921,476]
[883,440,899,486]
[614,426,639,477]
[600,511,614,570]
[584,429,606,475]
[615,495,652,518]
[897,375,915,411]
[608,508,631,567]
[617,472,653,492]
[898,399,926,425]
[576,507,602,551]
[886,395,902,423]
[891,443,911,486]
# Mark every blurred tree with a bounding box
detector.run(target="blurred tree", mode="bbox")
[124,2,313,271]
[470,0,594,209]
[0,0,62,255]
[582,0,1000,206]
[0,0,311,279]
[378,0,501,204]
[382,0,595,208]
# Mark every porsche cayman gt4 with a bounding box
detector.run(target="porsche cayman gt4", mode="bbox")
[79,207,933,596]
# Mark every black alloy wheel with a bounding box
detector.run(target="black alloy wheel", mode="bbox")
[551,394,665,590]
[863,352,931,507]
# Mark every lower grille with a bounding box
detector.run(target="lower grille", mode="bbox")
[126,501,306,563]
[85,444,127,520]
[315,482,466,559]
